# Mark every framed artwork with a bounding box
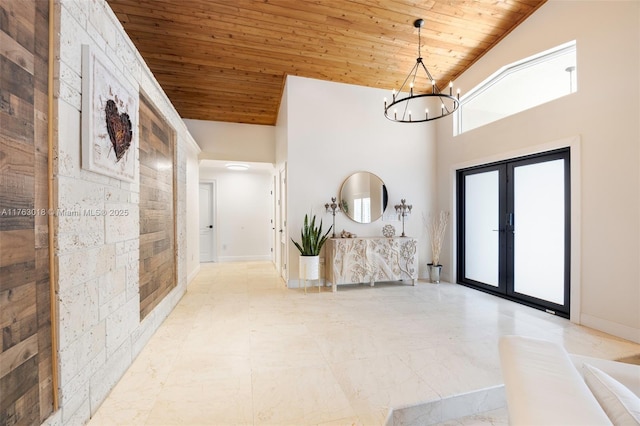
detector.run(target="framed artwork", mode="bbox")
[81,44,138,182]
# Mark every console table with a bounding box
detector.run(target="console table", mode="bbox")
[325,237,418,292]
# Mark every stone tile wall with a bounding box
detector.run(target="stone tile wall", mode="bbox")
[45,1,199,424]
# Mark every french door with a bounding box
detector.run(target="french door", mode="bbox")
[457,149,570,317]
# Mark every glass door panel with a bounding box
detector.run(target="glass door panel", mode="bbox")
[457,149,570,317]
[511,159,566,305]
[464,170,501,287]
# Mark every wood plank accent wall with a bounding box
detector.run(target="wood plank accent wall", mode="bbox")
[0,0,54,424]
[138,93,176,319]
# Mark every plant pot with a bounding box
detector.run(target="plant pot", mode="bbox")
[427,264,442,283]
[299,255,320,280]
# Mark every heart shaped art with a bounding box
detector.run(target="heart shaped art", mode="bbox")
[105,99,133,162]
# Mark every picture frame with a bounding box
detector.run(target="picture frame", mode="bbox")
[81,44,138,182]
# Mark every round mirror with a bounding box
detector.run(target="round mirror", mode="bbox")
[340,172,388,224]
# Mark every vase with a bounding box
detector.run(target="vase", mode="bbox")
[299,255,320,293]
[428,264,442,283]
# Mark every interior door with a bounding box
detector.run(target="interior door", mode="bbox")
[199,182,215,262]
[457,149,570,317]
[279,166,287,280]
[272,175,277,263]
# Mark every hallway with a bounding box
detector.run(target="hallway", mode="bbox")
[88,262,640,425]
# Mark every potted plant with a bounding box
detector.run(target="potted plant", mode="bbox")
[423,211,450,283]
[291,213,332,290]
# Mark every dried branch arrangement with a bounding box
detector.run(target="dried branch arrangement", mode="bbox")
[423,211,450,266]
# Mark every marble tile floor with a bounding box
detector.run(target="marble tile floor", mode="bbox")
[88,261,640,426]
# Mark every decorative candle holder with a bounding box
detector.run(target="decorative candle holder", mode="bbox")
[325,197,340,237]
[394,199,412,237]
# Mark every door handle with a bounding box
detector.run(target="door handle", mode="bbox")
[279,229,283,233]
[506,213,515,233]
[208,225,213,228]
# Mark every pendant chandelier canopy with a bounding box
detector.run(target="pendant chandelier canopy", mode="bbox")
[384,19,461,123]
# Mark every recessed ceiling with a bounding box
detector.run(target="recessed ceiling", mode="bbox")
[107,0,546,126]
[200,159,275,172]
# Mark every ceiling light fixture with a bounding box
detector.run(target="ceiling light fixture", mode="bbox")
[384,19,461,123]
[225,163,250,171]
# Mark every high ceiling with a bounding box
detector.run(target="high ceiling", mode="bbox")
[107,0,546,126]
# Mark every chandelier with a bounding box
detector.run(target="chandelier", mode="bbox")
[384,19,461,123]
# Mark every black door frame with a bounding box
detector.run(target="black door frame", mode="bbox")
[456,148,571,318]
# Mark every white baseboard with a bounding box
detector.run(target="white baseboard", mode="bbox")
[580,313,640,343]
[218,255,272,262]
[287,278,328,289]
[187,264,201,284]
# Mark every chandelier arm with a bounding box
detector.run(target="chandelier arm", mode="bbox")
[397,61,420,95]
[402,62,424,120]
[418,60,439,93]
[400,96,410,121]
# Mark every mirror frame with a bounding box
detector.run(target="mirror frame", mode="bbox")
[339,171,388,224]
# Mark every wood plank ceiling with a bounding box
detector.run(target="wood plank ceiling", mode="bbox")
[107,0,546,125]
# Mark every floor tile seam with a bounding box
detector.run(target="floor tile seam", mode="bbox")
[248,363,357,426]
[320,351,439,421]
[396,352,502,396]
[138,400,156,426]
[393,353,461,402]
[132,338,189,393]
[314,338,381,424]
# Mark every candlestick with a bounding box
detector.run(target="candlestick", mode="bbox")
[325,196,340,238]
[394,198,412,237]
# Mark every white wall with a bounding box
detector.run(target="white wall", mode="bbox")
[186,147,201,281]
[282,76,438,286]
[184,119,276,163]
[49,1,199,424]
[200,167,275,262]
[436,1,640,342]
